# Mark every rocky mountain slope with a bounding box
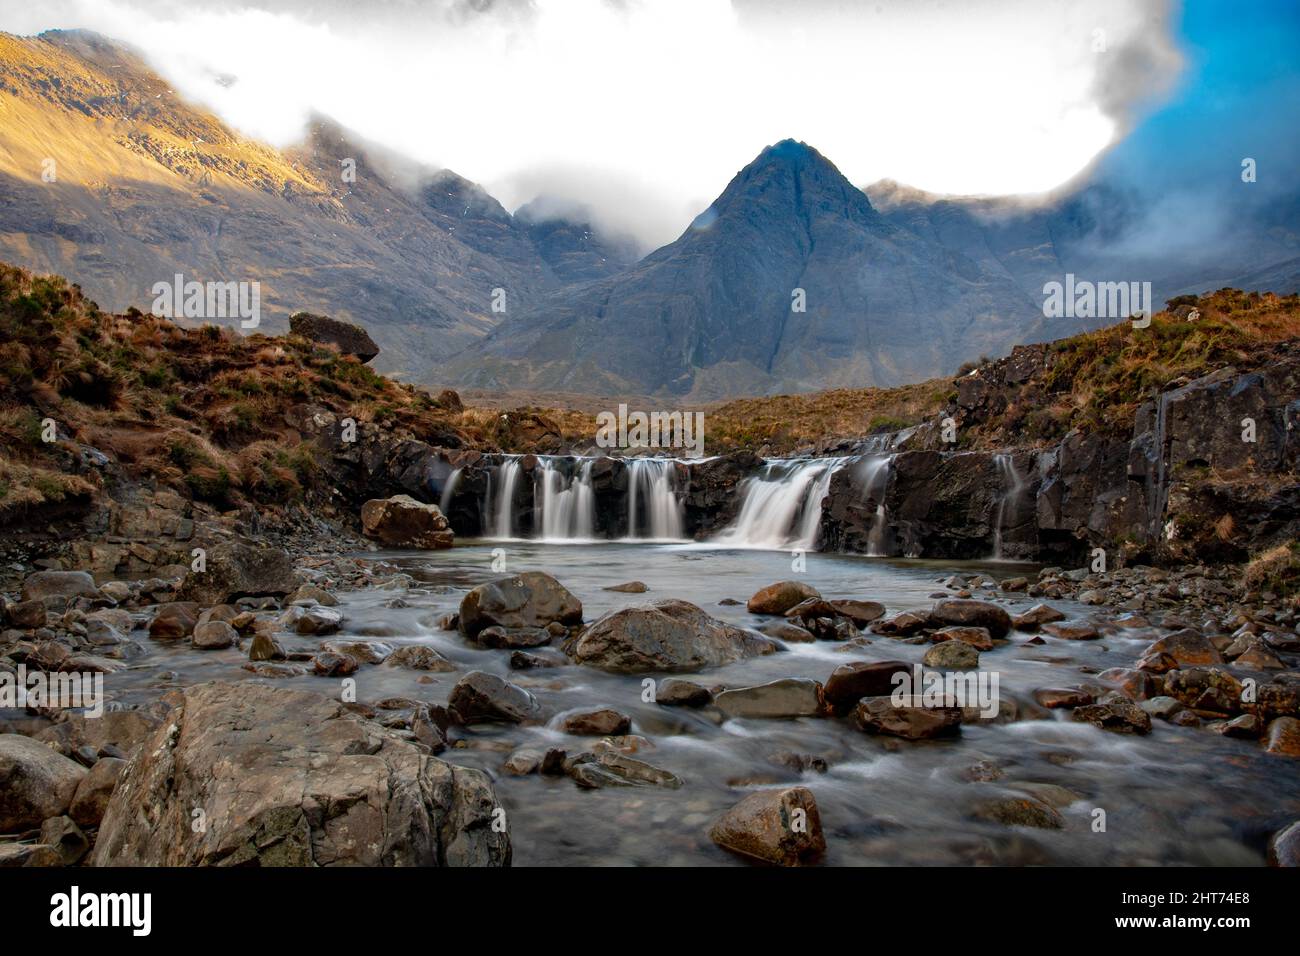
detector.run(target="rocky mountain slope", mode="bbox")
[0,30,636,381]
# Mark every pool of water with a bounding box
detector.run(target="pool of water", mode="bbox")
[109,540,1300,866]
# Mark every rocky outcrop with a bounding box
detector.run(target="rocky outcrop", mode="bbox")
[360,495,454,549]
[93,682,511,866]
[569,599,779,673]
[289,311,380,363]
[177,541,299,606]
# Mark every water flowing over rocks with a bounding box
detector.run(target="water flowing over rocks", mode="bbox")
[93,682,511,866]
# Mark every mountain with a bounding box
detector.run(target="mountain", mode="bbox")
[438,140,1063,400]
[0,30,636,379]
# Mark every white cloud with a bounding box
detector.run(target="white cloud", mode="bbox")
[0,0,1183,248]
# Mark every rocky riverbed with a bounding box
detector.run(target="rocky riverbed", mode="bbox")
[3,538,1298,867]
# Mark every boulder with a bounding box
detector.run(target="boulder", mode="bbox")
[289,311,379,362]
[34,711,161,761]
[178,541,299,606]
[708,787,826,866]
[148,602,200,640]
[570,599,778,673]
[714,678,824,719]
[360,495,454,550]
[822,660,912,714]
[21,571,100,605]
[69,757,126,827]
[1268,820,1300,866]
[929,599,1012,638]
[7,599,46,629]
[930,626,993,650]
[828,599,885,626]
[655,678,713,707]
[1033,688,1093,709]
[459,572,582,639]
[971,797,1064,829]
[387,645,456,672]
[39,815,89,865]
[1141,629,1223,667]
[747,581,820,615]
[922,641,980,669]
[855,696,962,739]
[470,626,551,649]
[0,734,86,831]
[449,672,541,725]
[559,708,632,736]
[192,620,237,650]
[0,844,63,867]
[567,751,682,789]
[93,681,510,866]
[1042,622,1100,641]
[1071,697,1152,734]
[1266,717,1300,757]
[1012,603,1066,630]
[759,621,817,643]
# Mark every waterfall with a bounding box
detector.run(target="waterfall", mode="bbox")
[626,458,685,540]
[487,457,522,538]
[992,453,1026,559]
[714,458,846,550]
[536,459,596,540]
[439,467,461,515]
[855,454,894,556]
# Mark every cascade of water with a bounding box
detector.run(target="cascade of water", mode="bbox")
[855,454,894,556]
[537,458,596,540]
[439,467,461,516]
[713,458,846,550]
[992,453,1026,559]
[626,458,685,540]
[488,457,522,538]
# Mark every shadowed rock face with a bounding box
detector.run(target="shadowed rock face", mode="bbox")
[290,312,380,363]
[92,681,512,866]
[441,139,1045,400]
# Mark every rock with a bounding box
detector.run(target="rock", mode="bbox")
[508,649,566,670]
[714,678,824,719]
[559,708,632,736]
[311,651,358,676]
[1217,714,1261,739]
[93,682,509,866]
[192,620,237,650]
[459,572,582,639]
[655,678,713,707]
[179,541,299,606]
[321,640,392,665]
[503,749,543,775]
[1140,696,1186,720]
[449,671,541,724]
[1042,622,1100,640]
[148,602,200,639]
[971,797,1064,829]
[1268,820,1300,866]
[855,696,962,739]
[387,645,456,672]
[248,631,286,661]
[929,599,1012,638]
[1141,629,1223,667]
[567,751,682,789]
[872,610,932,636]
[604,581,648,593]
[1163,668,1243,714]
[21,570,100,605]
[34,711,161,761]
[570,599,778,674]
[822,660,912,714]
[922,641,980,669]
[283,604,344,635]
[1012,604,1066,630]
[759,620,816,643]
[708,787,826,866]
[39,815,89,865]
[1071,697,1152,734]
[1235,645,1285,670]
[1098,667,1157,700]
[828,599,885,626]
[69,756,126,827]
[289,311,379,362]
[7,599,46,629]
[0,734,86,831]
[0,843,63,867]
[286,584,338,607]
[1033,687,1093,709]
[783,597,842,620]
[931,626,994,650]
[360,495,454,549]
[1265,717,1300,757]
[470,625,551,649]
[747,581,820,615]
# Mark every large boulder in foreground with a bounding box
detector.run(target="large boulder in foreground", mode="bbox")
[178,541,299,606]
[459,572,582,639]
[709,786,826,866]
[361,495,454,550]
[570,599,779,673]
[290,311,379,363]
[92,682,510,867]
[0,735,86,832]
